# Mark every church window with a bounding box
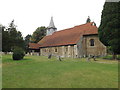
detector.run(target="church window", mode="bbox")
[90,39,94,46]
[55,48,57,52]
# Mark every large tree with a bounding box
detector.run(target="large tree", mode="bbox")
[2,20,25,52]
[98,1,120,59]
[31,26,46,43]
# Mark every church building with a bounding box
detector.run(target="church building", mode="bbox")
[29,17,107,58]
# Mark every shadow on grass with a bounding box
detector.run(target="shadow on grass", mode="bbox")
[22,58,32,61]
[2,55,32,63]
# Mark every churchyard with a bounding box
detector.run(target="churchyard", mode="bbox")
[2,54,118,88]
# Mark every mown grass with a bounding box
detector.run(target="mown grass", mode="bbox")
[2,55,118,88]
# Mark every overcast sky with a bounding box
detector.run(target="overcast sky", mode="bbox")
[0,0,106,37]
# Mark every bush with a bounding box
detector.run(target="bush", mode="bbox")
[102,55,113,60]
[117,55,120,60]
[12,47,25,60]
[102,55,120,60]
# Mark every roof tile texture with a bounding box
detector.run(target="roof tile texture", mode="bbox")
[29,43,40,49]
[38,22,98,48]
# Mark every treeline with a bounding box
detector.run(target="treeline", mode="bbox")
[1,20,46,53]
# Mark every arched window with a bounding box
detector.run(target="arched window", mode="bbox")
[55,48,57,52]
[90,39,94,46]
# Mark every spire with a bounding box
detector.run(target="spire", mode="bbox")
[46,17,57,36]
[48,17,56,29]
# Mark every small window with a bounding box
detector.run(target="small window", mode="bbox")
[90,39,94,46]
[55,48,57,52]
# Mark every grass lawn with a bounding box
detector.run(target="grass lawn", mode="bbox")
[2,55,118,88]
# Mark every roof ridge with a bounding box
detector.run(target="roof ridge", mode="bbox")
[53,22,94,33]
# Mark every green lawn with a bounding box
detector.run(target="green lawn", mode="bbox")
[2,55,118,88]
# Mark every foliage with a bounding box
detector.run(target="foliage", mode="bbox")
[31,26,46,43]
[24,34,32,52]
[102,55,113,60]
[12,47,25,60]
[102,55,120,60]
[107,46,113,54]
[3,55,118,88]
[98,2,120,56]
[2,25,11,52]
[2,20,25,52]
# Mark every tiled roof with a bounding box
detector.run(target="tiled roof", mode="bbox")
[38,22,98,48]
[29,43,40,49]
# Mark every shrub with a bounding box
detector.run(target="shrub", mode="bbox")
[117,55,120,60]
[12,47,25,60]
[102,55,113,60]
[103,55,120,60]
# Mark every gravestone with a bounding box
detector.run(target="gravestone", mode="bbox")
[57,56,62,61]
[59,56,62,61]
[48,54,52,59]
[87,57,91,62]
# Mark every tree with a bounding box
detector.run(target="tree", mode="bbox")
[98,1,120,59]
[24,34,32,52]
[12,46,25,60]
[8,20,25,50]
[0,25,2,52]
[31,26,46,43]
[1,25,11,52]
[2,20,25,52]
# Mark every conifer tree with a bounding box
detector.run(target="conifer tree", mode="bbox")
[98,1,120,59]
[2,20,25,52]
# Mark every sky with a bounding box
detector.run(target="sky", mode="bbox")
[0,0,106,37]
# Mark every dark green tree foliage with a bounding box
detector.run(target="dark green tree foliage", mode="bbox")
[12,46,25,60]
[25,34,32,44]
[2,20,25,52]
[98,2,120,56]
[2,25,11,52]
[31,26,46,43]
[24,34,32,52]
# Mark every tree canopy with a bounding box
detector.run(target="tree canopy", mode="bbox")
[98,2,120,56]
[24,34,32,52]
[31,26,46,43]
[2,20,25,52]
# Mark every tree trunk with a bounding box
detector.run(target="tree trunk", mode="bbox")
[113,53,117,60]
